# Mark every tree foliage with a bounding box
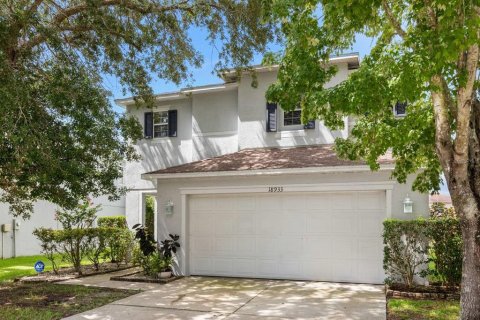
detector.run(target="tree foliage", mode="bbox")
[263,0,478,193]
[0,0,275,217]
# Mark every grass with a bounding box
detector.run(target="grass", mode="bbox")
[388,298,460,320]
[0,282,137,320]
[0,254,93,282]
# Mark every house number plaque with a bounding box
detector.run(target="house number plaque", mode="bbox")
[268,186,284,193]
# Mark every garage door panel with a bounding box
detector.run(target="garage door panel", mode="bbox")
[331,211,357,234]
[234,259,256,275]
[190,213,214,235]
[330,193,356,210]
[303,236,332,259]
[189,191,385,284]
[213,258,234,274]
[257,214,282,235]
[190,236,213,254]
[256,237,280,258]
[283,212,306,235]
[213,237,236,256]
[305,212,332,234]
[215,215,236,235]
[358,192,385,210]
[236,214,256,235]
[236,237,256,257]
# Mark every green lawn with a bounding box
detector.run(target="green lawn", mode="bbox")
[388,298,460,320]
[0,282,137,320]
[0,255,92,282]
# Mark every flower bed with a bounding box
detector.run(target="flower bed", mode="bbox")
[386,283,460,300]
[110,271,182,284]
[18,263,134,283]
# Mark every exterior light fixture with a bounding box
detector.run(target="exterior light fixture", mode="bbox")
[403,194,413,214]
[165,200,174,215]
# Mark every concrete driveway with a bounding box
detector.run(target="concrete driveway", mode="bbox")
[63,276,385,320]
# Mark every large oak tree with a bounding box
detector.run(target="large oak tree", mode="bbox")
[263,1,479,318]
[0,0,274,218]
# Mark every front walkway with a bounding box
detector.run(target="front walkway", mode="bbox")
[61,270,386,320]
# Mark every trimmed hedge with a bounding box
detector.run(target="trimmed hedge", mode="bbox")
[33,226,134,274]
[97,216,127,228]
[383,218,462,287]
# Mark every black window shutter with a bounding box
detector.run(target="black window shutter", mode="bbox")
[266,103,277,132]
[304,120,315,129]
[168,110,177,137]
[144,112,153,138]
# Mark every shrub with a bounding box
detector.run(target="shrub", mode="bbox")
[85,228,110,271]
[383,218,462,287]
[97,216,127,229]
[425,218,462,287]
[55,228,92,274]
[105,228,135,266]
[56,201,99,229]
[32,228,60,274]
[383,219,429,287]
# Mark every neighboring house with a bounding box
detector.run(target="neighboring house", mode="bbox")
[116,53,429,284]
[0,195,125,258]
[429,194,453,208]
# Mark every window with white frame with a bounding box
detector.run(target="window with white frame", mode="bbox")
[283,109,302,126]
[153,111,169,137]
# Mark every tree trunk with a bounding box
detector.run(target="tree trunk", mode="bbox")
[459,211,480,320]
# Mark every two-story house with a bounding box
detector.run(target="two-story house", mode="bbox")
[115,53,428,284]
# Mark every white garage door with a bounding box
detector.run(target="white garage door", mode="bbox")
[189,191,385,284]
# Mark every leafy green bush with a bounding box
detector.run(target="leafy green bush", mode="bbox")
[104,228,135,266]
[32,228,60,274]
[56,201,99,229]
[383,218,462,287]
[383,219,429,286]
[425,218,462,287]
[85,228,110,271]
[97,216,127,229]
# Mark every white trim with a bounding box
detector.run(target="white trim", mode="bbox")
[142,164,395,180]
[115,83,239,107]
[180,194,188,276]
[386,189,393,218]
[220,54,360,79]
[192,130,237,138]
[179,181,395,195]
[275,129,307,138]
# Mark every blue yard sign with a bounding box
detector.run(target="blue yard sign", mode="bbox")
[34,261,45,273]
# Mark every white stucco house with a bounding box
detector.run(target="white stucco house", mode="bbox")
[116,53,428,285]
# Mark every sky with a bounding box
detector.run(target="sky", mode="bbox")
[103,26,449,195]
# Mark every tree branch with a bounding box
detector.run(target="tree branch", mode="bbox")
[431,75,453,181]
[18,0,196,53]
[381,1,407,38]
[453,44,479,178]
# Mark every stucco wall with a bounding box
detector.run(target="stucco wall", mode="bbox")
[153,170,429,272]
[0,195,125,258]
[237,64,351,149]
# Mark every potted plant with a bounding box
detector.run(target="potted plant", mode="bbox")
[158,256,173,278]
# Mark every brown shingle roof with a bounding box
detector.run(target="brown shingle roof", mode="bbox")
[146,145,394,175]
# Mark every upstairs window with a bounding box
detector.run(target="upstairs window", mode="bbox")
[394,102,407,117]
[153,111,169,137]
[144,110,177,138]
[283,109,302,126]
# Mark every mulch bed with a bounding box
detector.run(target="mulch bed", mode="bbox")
[110,271,182,284]
[17,263,134,283]
[386,283,460,300]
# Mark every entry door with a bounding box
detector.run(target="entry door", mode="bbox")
[188,191,385,284]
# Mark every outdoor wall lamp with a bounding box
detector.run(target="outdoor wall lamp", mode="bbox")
[165,200,174,215]
[403,194,413,214]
